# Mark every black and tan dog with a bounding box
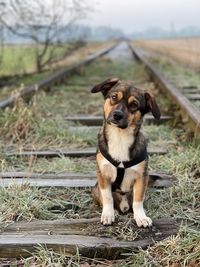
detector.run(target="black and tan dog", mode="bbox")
[91,78,160,227]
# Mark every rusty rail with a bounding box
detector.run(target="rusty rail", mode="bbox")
[128,44,200,135]
[0,42,120,109]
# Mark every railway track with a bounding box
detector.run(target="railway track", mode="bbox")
[128,44,200,135]
[0,41,199,265]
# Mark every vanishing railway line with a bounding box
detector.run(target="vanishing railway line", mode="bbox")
[0,41,199,265]
[129,44,200,135]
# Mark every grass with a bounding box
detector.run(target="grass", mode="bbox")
[0,43,88,76]
[0,185,97,231]
[23,245,82,267]
[0,184,56,226]
[0,43,72,76]
[0,102,98,150]
[0,156,96,174]
[0,46,200,266]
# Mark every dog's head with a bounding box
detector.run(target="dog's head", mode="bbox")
[91,78,160,129]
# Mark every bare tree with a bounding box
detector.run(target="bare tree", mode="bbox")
[0,0,90,72]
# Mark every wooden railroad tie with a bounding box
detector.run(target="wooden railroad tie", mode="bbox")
[185,94,200,101]
[181,85,200,94]
[65,115,173,126]
[0,171,176,188]
[0,217,179,259]
[5,146,167,158]
[182,89,200,94]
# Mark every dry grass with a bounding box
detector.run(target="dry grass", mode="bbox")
[134,38,200,70]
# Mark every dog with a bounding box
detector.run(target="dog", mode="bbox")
[91,78,160,227]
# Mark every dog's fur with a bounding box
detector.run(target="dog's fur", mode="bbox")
[91,78,160,227]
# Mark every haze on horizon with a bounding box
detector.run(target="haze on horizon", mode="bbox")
[83,0,200,33]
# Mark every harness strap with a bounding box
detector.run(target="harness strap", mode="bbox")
[99,142,148,169]
[112,168,125,191]
[98,141,148,191]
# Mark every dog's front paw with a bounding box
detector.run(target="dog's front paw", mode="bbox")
[134,214,152,228]
[101,207,115,225]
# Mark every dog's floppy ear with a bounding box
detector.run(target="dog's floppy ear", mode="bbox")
[91,77,119,97]
[145,92,161,120]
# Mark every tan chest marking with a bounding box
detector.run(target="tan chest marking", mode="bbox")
[107,125,134,162]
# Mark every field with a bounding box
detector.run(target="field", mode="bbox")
[134,38,200,70]
[0,44,72,76]
[0,42,109,77]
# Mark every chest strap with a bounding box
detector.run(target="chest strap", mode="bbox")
[98,143,148,191]
[112,168,125,191]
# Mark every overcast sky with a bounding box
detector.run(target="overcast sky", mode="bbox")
[84,0,200,33]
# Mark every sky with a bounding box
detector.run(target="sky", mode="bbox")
[84,0,200,33]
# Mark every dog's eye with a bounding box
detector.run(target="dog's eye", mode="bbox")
[130,101,138,111]
[111,95,117,101]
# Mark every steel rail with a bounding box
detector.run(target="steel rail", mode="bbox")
[128,44,200,135]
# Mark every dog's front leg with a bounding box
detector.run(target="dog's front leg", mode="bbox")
[133,176,152,227]
[96,157,116,225]
[99,182,115,225]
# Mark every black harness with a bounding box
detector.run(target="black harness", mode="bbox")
[98,141,148,192]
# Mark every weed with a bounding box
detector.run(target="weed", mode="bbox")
[23,245,81,267]
[0,184,54,227]
[0,99,36,143]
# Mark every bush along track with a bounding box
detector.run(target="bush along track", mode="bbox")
[0,42,199,266]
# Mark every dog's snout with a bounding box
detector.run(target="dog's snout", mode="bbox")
[113,110,124,121]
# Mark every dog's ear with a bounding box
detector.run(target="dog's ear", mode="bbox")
[91,77,119,97]
[145,92,161,120]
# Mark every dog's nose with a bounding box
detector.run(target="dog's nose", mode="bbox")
[113,110,124,121]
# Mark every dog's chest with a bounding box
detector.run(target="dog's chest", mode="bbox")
[107,126,134,162]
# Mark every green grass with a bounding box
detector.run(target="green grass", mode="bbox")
[0,185,97,231]
[0,184,57,226]
[0,104,98,150]
[0,44,70,76]
[0,156,96,174]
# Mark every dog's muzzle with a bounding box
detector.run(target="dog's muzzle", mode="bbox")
[107,110,128,129]
[113,110,124,121]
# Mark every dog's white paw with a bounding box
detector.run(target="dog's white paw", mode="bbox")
[101,207,115,225]
[133,201,152,228]
[134,214,152,228]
